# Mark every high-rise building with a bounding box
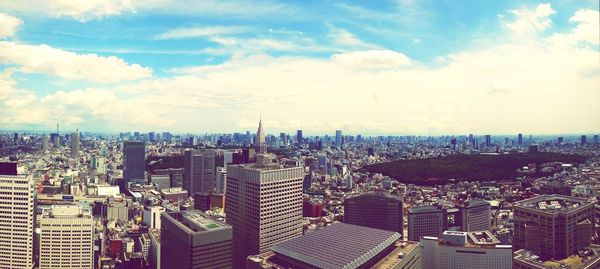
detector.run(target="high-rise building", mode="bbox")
[256,118,267,154]
[513,195,595,260]
[161,210,233,269]
[0,173,34,269]
[518,133,523,146]
[183,149,215,195]
[344,191,403,236]
[296,130,303,145]
[460,200,491,232]
[485,135,492,147]
[557,136,564,145]
[123,141,146,184]
[71,130,80,158]
[420,231,512,269]
[335,130,343,146]
[408,206,447,241]
[42,134,49,152]
[215,167,227,194]
[143,206,166,230]
[39,205,94,269]
[279,132,287,146]
[226,158,304,268]
[594,135,599,145]
[581,135,587,146]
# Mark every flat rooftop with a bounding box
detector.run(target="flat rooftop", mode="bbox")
[371,240,420,269]
[514,195,593,213]
[270,222,401,269]
[408,205,443,214]
[166,210,230,233]
[514,245,600,269]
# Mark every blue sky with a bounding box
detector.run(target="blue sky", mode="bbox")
[0,0,599,135]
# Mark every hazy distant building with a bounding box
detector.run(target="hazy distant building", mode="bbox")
[161,211,232,269]
[184,149,215,195]
[0,174,34,269]
[594,135,599,145]
[513,195,595,260]
[42,134,49,152]
[71,130,80,158]
[344,191,403,236]
[296,130,303,145]
[39,205,94,269]
[518,133,523,146]
[408,206,446,241]
[460,200,491,232]
[485,135,492,147]
[421,231,512,269]
[226,157,304,268]
[123,141,146,184]
[581,135,587,146]
[255,118,267,154]
[335,130,343,146]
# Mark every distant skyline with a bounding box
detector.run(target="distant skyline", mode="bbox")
[0,1,599,135]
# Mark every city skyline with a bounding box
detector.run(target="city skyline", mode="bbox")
[1,1,599,134]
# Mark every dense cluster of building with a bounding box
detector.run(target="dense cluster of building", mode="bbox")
[0,123,599,269]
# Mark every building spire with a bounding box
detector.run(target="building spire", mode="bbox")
[256,116,267,154]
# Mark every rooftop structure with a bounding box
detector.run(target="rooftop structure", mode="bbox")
[513,245,600,269]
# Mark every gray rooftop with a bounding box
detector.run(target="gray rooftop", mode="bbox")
[271,222,400,269]
[514,194,592,213]
[408,205,443,214]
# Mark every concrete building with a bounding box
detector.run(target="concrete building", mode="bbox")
[0,174,34,269]
[343,191,403,235]
[226,155,304,268]
[143,206,166,230]
[513,245,600,269]
[193,192,211,211]
[184,149,215,195]
[149,174,171,190]
[161,210,232,269]
[123,141,146,184]
[421,231,513,269]
[460,200,491,232]
[42,134,49,152]
[71,130,80,158]
[39,205,94,269]
[106,200,129,222]
[408,206,446,241]
[247,223,421,269]
[148,229,161,269]
[513,195,595,260]
[215,167,227,194]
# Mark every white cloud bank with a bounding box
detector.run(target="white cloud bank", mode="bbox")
[0,13,23,38]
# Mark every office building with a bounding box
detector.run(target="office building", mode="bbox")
[215,167,227,194]
[42,134,49,152]
[408,206,446,241]
[344,191,403,235]
[460,200,491,232]
[335,130,342,146]
[71,130,80,157]
[518,133,523,146]
[297,130,303,145]
[184,149,215,195]
[143,206,165,230]
[123,141,146,184]
[39,205,94,269]
[581,135,587,146]
[226,156,304,268]
[421,231,513,269]
[256,117,267,154]
[161,210,232,269]
[485,134,492,147]
[0,173,34,269]
[193,192,211,211]
[247,223,421,269]
[513,246,600,269]
[106,199,129,222]
[513,195,595,260]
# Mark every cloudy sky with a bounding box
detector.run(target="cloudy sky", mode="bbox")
[0,0,598,135]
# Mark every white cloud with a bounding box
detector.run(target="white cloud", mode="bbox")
[0,13,23,38]
[550,9,599,45]
[503,3,556,34]
[154,26,250,40]
[50,0,135,22]
[328,26,379,49]
[331,50,411,68]
[0,41,152,83]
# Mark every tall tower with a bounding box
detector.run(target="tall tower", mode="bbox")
[123,141,146,184]
[39,205,94,269]
[226,160,304,268]
[256,117,267,154]
[71,129,80,158]
[0,173,35,268]
[184,150,215,195]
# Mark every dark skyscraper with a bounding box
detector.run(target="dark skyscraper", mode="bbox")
[558,136,564,144]
[123,141,145,184]
[343,191,403,236]
[594,135,599,145]
[184,150,216,195]
[161,211,232,269]
[335,130,342,146]
[518,133,523,146]
[484,134,491,147]
[296,130,303,145]
[581,135,587,146]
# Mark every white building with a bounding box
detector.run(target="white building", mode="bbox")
[143,206,165,230]
[0,174,34,269]
[421,231,513,269]
[215,167,227,194]
[39,205,94,269]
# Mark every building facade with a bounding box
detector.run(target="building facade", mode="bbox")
[460,200,491,232]
[0,174,34,269]
[344,191,403,235]
[184,149,216,195]
[408,206,446,241]
[123,141,146,184]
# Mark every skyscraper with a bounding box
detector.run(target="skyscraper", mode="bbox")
[460,200,491,232]
[335,130,343,146]
[595,134,599,145]
[161,210,233,269]
[296,130,303,145]
[123,141,146,184]
[0,173,34,269]
[184,149,215,195]
[518,133,523,146]
[484,134,492,147]
[71,130,80,158]
[581,135,587,146]
[42,134,49,152]
[408,206,447,241]
[513,195,595,260]
[343,191,403,236]
[39,205,94,269]
[226,157,304,268]
[215,167,227,194]
[255,118,267,154]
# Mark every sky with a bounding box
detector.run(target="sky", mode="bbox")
[0,0,598,135]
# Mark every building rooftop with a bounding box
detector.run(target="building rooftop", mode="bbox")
[165,210,230,233]
[270,222,401,269]
[370,240,420,269]
[408,205,443,214]
[514,245,600,269]
[42,205,92,219]
[345,191,402,202]
[514,195,593,213]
